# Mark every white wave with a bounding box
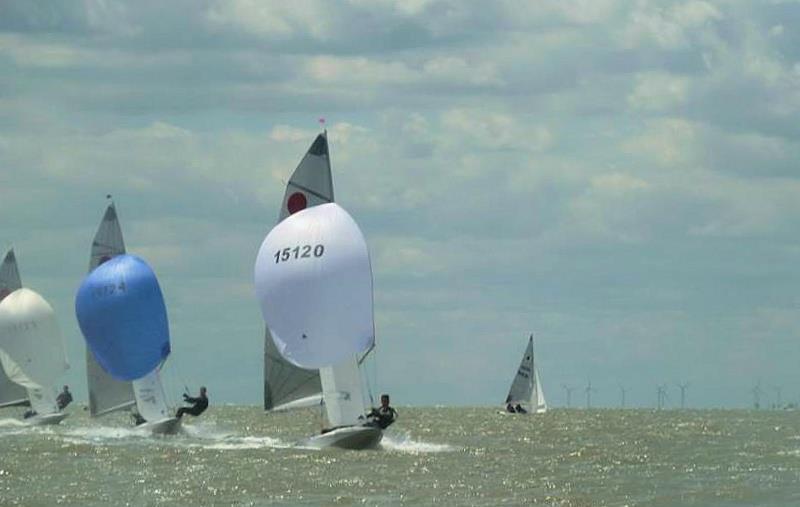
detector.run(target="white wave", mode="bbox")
[178,421,234,441]
[380,432,455,453]
[0,418,26,428]
[60,425,148,443]
[190,435,289,450]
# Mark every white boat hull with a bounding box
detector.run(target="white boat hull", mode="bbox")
[301,425,383,450]
[26,412,69,426]
[137,416,181,435]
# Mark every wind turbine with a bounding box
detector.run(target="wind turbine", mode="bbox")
[752,382,764,410]
[656,384,669,410]
[773,385,782,409]
[585,380,597,409]
[677,382,689,409]
[562,384,575,408]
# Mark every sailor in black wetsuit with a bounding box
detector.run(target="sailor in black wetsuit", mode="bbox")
[56,385,73,410]
[176,386,208,419]
[366,394,397,429]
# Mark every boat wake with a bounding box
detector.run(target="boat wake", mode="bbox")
[0,418,26,428]
[188,435,289,450]
[380,432,456,454]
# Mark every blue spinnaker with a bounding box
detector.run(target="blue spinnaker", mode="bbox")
[75,254,170,382]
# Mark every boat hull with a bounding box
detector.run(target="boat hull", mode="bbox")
[137,416,181,435]
[301,425,383,450]
[26,412,69,426]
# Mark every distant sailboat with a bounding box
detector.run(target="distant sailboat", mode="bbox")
[76,201,179,435]
[504,335,547,414]
[0,248,70,425]
[263,133,331,412]
[255,135,381,450]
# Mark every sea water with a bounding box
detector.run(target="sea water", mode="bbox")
[1,406,799,505]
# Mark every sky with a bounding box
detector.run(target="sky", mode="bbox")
[1,0,799,409]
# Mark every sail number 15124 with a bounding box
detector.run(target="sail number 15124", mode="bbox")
[274,244,325,263]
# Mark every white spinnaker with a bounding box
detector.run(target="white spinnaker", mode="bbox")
[132,369,170,422]
[264,133,331,411]
[0,289,69,395]
[255,203,375,369]
[86,203,136,417]
[319,357,368,427]
[0,249,28,407]
[533,364,547,413]
[505,337,534,406]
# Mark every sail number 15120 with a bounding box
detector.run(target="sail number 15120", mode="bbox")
[274,244,325,263]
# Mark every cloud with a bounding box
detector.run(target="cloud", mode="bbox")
[2,0,800,406]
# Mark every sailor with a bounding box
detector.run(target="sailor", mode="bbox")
[56,385,73,410]
[176,386,209,419]
[506,403,516,413]
[132,411,146,425]
[515,403,527,414]
[366,394,397,429]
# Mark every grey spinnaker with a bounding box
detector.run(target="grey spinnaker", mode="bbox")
[0,249,27,407]
[85,202,136,417]
[263,132,333,411]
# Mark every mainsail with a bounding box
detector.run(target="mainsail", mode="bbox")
[505,335,547,413]
[0,249,27,407]
[0,288,69,414]
[263,133,333,411]
[85,203,136,416]
[255,202,375,427]
[76,254,172,421]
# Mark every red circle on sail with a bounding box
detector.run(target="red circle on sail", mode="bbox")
[287,192,308,215]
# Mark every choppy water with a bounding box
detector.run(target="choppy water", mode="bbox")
[1,406,799,506]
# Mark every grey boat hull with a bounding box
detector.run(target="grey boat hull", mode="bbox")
[137,416,181,435]
[301,425,383,450]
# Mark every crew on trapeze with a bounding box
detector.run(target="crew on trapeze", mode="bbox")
[56,385,73,410]
[176,386,209,419]
[366,393,397,429]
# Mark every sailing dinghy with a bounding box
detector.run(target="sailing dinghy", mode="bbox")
[76,202,179,435]
[504,335,547,414]
[255,193,381,449]
[0,248,70,425]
